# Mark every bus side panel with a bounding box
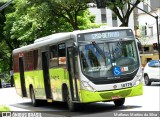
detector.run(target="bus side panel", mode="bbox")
[49,68,69,101]
[33,70,46,99]
[14,73,22,97]
[24,70,46,99]
[24,71,32,98]
[13,54,22,97]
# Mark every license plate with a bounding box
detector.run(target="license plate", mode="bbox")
[112,96,121,100]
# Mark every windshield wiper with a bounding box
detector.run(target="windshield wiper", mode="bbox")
[91,41,106,60]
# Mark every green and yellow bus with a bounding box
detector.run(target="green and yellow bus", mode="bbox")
[13,27,143,111]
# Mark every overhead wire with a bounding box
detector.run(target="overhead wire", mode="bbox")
[0,0,14,11]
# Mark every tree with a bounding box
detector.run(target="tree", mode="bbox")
[95,0,142,26]
[0,1,13,85]
[0,5,28,86]
[0,41,10,73]
[4,0,99,44]
[0,1,12,73]
[1,0,101,86]
[25,0,94,30]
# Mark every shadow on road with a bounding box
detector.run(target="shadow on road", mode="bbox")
[151,83,160,87]
[145,82,160,87]
[10,101,142,117]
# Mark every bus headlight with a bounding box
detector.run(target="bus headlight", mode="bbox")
[134,74,143,86]
[81,81,95,92]
[135,81,140,86]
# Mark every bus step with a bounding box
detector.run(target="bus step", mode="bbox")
[47,99,53,103]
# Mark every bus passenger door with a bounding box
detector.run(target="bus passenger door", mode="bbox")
[67,47,79,101]
[19,57,27,97]
[42,52,52,99]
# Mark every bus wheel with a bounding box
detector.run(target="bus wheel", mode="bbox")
[30,87,39,107]
[144,75,151,86]
[113,98,125,106]
[66,90,77,112]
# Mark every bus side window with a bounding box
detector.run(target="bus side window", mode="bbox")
[24,51,34,71]
[13,54,19,73]
[58,43,66,66]
[50,45,58,68]
[33,50,38,70]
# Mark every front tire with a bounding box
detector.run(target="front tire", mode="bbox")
[30,87,39,107]
[114,98,125,106]
[66,90,78,112]
[144,75,151,86]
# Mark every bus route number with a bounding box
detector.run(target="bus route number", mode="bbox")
[121,82,132,88]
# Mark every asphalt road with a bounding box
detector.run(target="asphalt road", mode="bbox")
[0,83,159,117]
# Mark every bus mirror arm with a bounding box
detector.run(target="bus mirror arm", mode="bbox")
[137,41,142,51]
[73,42,79,56]
[136,39,142,51]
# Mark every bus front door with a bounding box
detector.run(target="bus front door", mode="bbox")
[67,47,79,101]
[19,57,27,97]
[42,52,52,99]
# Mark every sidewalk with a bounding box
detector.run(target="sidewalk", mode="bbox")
[0,87,30,111]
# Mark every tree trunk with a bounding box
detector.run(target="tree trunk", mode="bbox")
[119,17,129,27]
[73,23,79,30]
[74,11,79,30]
[120,22,128,27]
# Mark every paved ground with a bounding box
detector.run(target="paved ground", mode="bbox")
[0,82,159,118]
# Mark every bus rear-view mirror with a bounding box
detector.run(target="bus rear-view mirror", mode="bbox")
[73,42,78,55]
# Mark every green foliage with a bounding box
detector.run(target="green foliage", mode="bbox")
[0,2,11,74]
[77,10,100,29]
[3,0,99,44]
[25,0,88,30]
[0,0,11,2]
[0,2,6,40]
[0,41,10,73]
[0,105,10,111]
[0,0,102,80]
[3,0,102,45]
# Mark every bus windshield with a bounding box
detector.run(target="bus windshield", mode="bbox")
[79,40,139,78]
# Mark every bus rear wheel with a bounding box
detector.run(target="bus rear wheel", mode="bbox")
[30,87,39,107]
[113,98,125,106]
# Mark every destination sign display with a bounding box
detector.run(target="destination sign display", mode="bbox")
[78,29,134,41]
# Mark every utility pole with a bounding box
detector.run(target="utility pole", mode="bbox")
[130,2,160,60]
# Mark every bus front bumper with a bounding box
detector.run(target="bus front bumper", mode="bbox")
[79,83,143,103]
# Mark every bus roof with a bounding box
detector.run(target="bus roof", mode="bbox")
[13,32,71,54]
[12,27,133,54]
[73,26,132,34]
